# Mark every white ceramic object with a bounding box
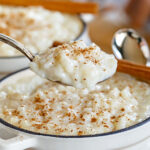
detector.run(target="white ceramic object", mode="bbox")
[0,69,149,150]
[0,17,89,73]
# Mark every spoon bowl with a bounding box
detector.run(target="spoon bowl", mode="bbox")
[112,28,150,66]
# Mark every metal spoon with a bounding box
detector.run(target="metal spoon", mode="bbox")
[0,33,34,61]
[0,33,67,84]
[112,28,150,66]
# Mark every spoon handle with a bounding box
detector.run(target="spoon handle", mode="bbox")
[118,59,150,81]
[0,33,34,61]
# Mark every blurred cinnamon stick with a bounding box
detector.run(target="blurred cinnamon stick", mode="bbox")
[0,0,99,14]
[125,0,150,28]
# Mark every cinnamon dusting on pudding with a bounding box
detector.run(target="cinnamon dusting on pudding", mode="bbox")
[0,72,150,135]
[30,40,117,89]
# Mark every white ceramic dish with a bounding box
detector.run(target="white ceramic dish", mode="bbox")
[0,68,150,150]
[0,17,89,73]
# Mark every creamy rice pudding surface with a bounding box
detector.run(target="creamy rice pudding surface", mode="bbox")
[30,40,117,89]
[0,72,150,135]
[0,5,83,56]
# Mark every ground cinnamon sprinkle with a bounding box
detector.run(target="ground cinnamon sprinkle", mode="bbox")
[69,105,73,109]
[61,91,67,95]
[60,41,101,65]
[32,124,43,129]
[35,104,45,110]
[80,114,83,118]
[43,126,48,130]
[34,95,44,103]
[91,117,97,123]
[111,116,116,120]
[18,115,24,119]
[3,111,9,115]
[49,108,53,111]
[79,122,84,125]
[42,120,50,124]
[39,111,47,117]
[31,118,36,121]
[12,110,19,116]
[73,114,77,120]
[78,131,83,135]
[104,125,109,128]
[66,112,71,117]
[120,108,125,112]
[56,128,66,133]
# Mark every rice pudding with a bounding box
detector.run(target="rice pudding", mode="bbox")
[0,71,150,136]
[30,40,117,89]
[0,6,83,56]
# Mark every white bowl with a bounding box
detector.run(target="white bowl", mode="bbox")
[0,68,149,150]
[0,17,89,73]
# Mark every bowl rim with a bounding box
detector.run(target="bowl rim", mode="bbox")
[0,15,86,59]
[0,68,150,138]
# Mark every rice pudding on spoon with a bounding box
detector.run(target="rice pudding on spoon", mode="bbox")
[0,34,117,89]
[30,40,117,89]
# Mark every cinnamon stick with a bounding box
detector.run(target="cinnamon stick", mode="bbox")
[117,59,150,81]
[0,0,99,14]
